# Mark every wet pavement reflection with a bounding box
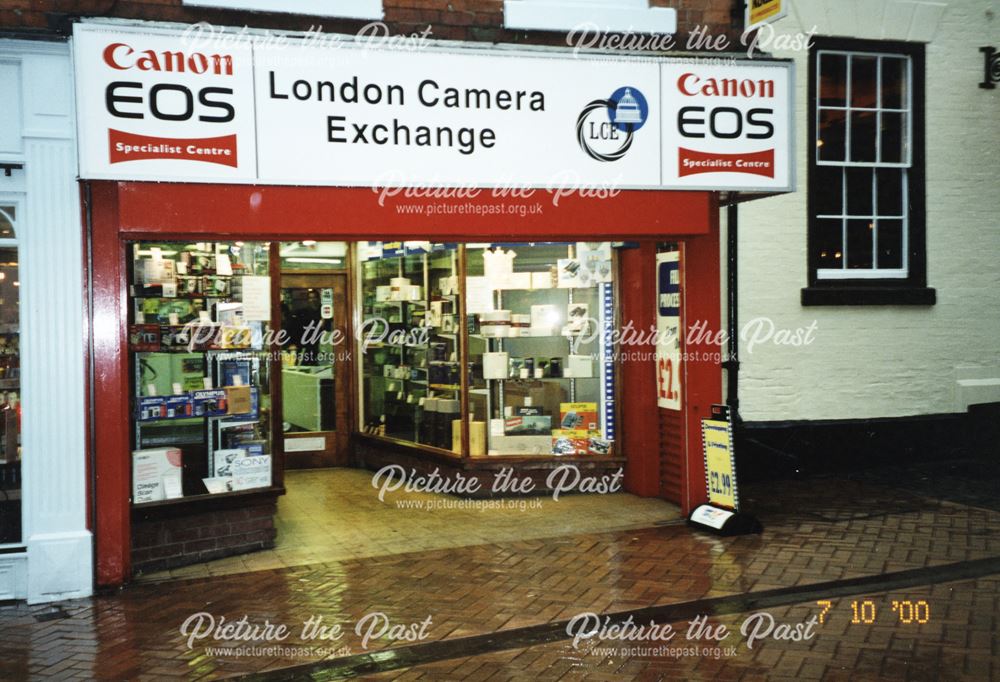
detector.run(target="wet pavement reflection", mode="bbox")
[1,458,998,680]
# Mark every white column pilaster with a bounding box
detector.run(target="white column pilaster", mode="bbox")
[4,41,93,604]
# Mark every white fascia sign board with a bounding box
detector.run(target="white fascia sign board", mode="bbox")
[72,22,794,193]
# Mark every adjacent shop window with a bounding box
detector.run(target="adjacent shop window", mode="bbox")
[181,0,382,20]
[358,242,617,458]
[128,242,275,504]
[0,206,20,544]
[805,38,933,305]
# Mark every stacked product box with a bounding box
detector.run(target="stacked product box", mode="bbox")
[552,402,611,456]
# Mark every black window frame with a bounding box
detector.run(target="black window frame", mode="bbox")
[802,36,935,306]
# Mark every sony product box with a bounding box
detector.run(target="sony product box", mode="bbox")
[232,454,272,491]
[559,402,599,433]
[132,447,183,503]
[505,381,567,421]
[213,448,245,478]
[504,415,552,436]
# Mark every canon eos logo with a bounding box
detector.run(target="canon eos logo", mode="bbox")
[676,73,775,141]
[101,42,236,123]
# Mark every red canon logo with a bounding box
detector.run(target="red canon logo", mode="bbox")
[102,43,233,76]
[677,73,774,99]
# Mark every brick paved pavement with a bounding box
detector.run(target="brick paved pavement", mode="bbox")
[0,465,998,680]
[360,576,998,681]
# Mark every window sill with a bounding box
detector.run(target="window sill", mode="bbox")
[131,485,285,520]
[503,0,677,34]
[801,286,936,306]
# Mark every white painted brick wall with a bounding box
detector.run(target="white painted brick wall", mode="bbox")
[731,0,1000,421]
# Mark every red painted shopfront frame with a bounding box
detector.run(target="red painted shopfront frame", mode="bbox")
[87,181,721,587]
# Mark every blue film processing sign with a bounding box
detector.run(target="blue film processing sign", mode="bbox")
[655,251,681,410]
[658,259,680,317]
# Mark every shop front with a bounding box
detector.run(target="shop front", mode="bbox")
[73,21,793,587]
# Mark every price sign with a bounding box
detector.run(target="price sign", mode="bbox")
[702,405,739,510]
[320,288,334,320]
[656,251,682,409]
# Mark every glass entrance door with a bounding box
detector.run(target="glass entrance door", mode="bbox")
[279,243,351,468]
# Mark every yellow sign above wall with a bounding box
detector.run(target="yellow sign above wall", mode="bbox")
[746,0,787,31]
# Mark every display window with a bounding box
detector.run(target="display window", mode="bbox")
[466,242,615,456]
[358,241,617,458]
[125,237,624,509]
[0,204,20,543]
[359,243,462,448]
[127,241,276,503]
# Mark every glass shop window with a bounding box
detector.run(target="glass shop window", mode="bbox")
[127,241,274,503]
[358,242,461,448]
[465,243,616,457]
[0,204,21,543]
[357,241,619,458]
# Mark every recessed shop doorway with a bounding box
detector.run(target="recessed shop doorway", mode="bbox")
[278,242,352,469]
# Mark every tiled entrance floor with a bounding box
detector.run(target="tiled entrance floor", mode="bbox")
[137,468,681,582]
